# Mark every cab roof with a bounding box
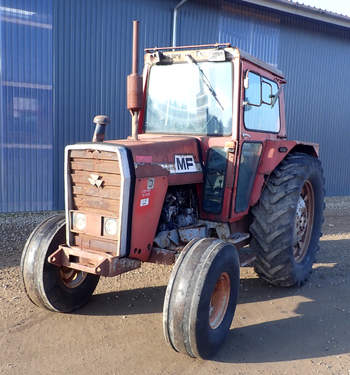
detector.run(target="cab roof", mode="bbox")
[144,43,284,79]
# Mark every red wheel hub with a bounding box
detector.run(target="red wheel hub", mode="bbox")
[209,272,231,329]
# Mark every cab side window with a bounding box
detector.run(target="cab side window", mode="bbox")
[244,72,280,132]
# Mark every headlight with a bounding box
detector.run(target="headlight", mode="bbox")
[103,217,118,236]
[72,212,87,231]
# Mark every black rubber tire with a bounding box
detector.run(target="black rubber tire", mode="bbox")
[163,238,240,359]
[21,214,99,312]
[250,152,325,287]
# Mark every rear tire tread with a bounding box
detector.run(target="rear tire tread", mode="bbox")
[250,152,325,287]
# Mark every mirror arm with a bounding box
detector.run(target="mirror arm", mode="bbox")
[243,100,262,108]
[271,85,283,108]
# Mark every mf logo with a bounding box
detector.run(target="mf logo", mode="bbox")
[88,173,103,188]
[174,155,197,173]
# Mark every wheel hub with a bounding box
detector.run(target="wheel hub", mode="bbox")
[59,267,87,289]
[296,197,307,239]
[293,180,315,263]
[209,272,230,329]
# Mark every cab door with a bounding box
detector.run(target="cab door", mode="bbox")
[198,60,239,222]
[230,61,282,218]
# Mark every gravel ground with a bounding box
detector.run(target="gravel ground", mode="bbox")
[0,210,64,254]
[1,197,350,374]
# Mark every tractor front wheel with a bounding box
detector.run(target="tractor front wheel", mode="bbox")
[163,238,240,359]
[21,214,99,312]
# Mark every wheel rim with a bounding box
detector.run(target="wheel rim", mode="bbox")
[59,267,87,288]
[294,180,315,263]
[209,272,231,329]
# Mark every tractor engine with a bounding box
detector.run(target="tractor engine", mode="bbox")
[158,186,198,231]
[154,186,200,249]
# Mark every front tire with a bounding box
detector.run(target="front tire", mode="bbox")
[21,214,99,312]
[163,238,240,359]
[250,152,325,287]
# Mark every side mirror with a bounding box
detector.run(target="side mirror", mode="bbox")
[244,71,261,107]
[244,71,278,108]
[261,80,273,106]
[243,71,249,89]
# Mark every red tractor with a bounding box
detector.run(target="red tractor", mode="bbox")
[21,21,324,359]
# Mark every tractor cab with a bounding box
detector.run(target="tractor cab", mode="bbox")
[138,44,287,222]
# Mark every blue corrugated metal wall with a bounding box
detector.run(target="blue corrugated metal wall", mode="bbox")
[177,1,350,195]
[0,0,53,212]
[179,1,281,66]
[52,0,174,209]
[1,0,350,211]
[279,15,350,193]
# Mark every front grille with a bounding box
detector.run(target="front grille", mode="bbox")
[69,149,121,216]
[66,144,130,255]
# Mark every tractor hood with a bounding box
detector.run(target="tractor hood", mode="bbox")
[106,135,203,185]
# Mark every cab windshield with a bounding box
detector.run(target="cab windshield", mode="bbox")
[144,61,233,136]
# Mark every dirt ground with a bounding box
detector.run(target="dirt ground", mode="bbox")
[1,198,350,375]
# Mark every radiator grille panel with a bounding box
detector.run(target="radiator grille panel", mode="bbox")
[68,149,121,254]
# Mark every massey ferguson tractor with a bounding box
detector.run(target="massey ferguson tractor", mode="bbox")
[21,21,324,359]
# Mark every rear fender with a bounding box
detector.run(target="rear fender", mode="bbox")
[249,140,319,207]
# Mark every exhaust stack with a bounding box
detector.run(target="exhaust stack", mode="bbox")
[127,20,143,141]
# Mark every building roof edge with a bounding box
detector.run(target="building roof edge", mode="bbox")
[241,0,350,29]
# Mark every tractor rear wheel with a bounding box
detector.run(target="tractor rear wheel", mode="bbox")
[21,214,99,312]
[163,238,240,359]
[250,152,325,287]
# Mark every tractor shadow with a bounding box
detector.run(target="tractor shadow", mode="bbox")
[214,241,350,363]
[78,238,350,364]
[77,285,166,316]
[215,283,350,363]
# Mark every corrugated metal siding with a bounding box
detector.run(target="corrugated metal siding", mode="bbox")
[52,0,173,209]
[176,0,350,195]
[179,2,281,66]
[0,0,53,212]
[1,0,350,212]
[279,15,350,195]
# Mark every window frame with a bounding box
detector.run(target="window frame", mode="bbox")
[143,61,235,137]
[243,71,281,134]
